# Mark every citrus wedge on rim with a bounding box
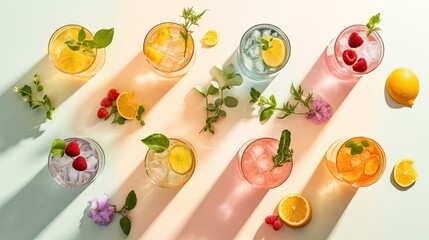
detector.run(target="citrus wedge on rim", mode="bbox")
[394,158,418,188]
[116,92,139,120]
[168,144,194,175]
[202,30,219,47]
[261,37,287,68]
[278,193,312,228]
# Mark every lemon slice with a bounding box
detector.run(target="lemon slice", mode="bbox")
[364,156,379,176]
[57,47,87,73]
[394,158,418,188]
[261,37,286,68]
[116,92,139,120]
[145,46,164,65]
[278,193,312,228]
[386,68,419,107]
[202,30,219,47]
[168,144,193,175]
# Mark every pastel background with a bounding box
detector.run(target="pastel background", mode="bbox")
[1,0,428,239]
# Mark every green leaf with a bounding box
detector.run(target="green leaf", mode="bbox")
[115,116,126,125]
[214,65,224,75]
[218,110,227,117]
[277,129,291,154]
[20,85,32,97]
[82,40,96,49]
[119,216,131,236]
[215,98,223,107]
[207,103,217,111]
[51,138,66,157]
[194,86,207,96]
[93,28,114,48]
[269,95,277,106]
[361,140,369,147]
[226,74,243,86]
[366,13,381,36]
[250,87,261,99]
[141,133,170,153]
[345,141,357,148]
[36,85,44,92]
[125,190,137,210]
[78,27,86,42]
[351,145,363,155]
[137,105,145,120]
[66,41,80,51]
[207,85,219,95]
[260,107,274,122]
[223,64,235,76]
[210,80,220,89]
[224,96,238,108]
[140,120,145,126]
[46,109,54,120]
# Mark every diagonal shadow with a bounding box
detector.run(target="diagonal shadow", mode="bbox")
[174,152,268,240]
[0,166,86,240]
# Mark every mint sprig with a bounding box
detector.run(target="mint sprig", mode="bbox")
[104,105,145,126]
[50,138,66,157]
[345,140,370,155]
[257,36,273,51]
[194,64,243,134]
[180,7,208,57]
[65,27,114,56]
[141,133,170,153]
[15,74,55,120]
[271,129,293,171]
[116,190,137,236]
[366,13,381,36]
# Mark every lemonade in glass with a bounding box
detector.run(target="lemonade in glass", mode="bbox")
[48,24,106,77]
[324,137,386,187]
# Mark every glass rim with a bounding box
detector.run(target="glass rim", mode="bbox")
[142,22,195,73]
[47,24,103,75]
[333,24,385,75]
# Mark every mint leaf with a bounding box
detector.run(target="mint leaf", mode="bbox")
[224,96,238,108]
[207,103,216,111]
[260,107,274,122]
[225,74,243,86]
[78,28,86,42]
[82,40,96,49]
[361,140,369,147]
[141,134,170,153]
[125,190,137,210]
[271,129,293,170]
[218,110,227,117]
[210,80,220,89]
[93,28,114,48]
[51,138,66,157]
[351,145,363,155]
[345,141,357,148]
[223,64,235,76]
[250,87,261,99]
[194,86,207,96]
[366,13,381,36]
[119,216,131,236]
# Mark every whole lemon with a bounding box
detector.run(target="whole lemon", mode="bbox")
[386,68,419,107]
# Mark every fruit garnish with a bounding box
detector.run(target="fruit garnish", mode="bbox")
[345,140,369,155]
[352,58,368,72]
[72,156,88,171]
[386,68,419,107]
[58,47,87,73]
[394,158,418,188]
[168,144,194,175]
[278,193,312,228]
[65,141,80,157]
[97,108,109,119]
[202,30,219,47]
[107,88,120,101]
[116,92,139,120]
[64,27,114,57]
[260,37,287,68]
[271,129,293,171]
[264,215,277,224]
[342,49,357,65]
[348,32,363,48]
[180,6,208,57]
[364,156,379,176]
[366,13,381,36]
[272,219,282,231]
[100,97,113,108]
[144,46,164,65]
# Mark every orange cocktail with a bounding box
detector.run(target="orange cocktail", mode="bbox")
[324,137,386,187]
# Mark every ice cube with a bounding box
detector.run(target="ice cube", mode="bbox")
[254,59,265,72]
[250,143,265,157]
[160,55,179,71]
[242,37,254,50]
[167,172,186,185]
[350,155,364,169]
[338,36,348,49]
[247,45,261,59]
[255,157,273,173]
[169,28,181,41]
[251,30,261,40]
[148,160,168,181]
[262,29,271,38]
[364,41,381,61]
[242,55,254,69]
[271,32,278,37]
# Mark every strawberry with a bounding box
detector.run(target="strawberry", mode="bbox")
[272,219,282,231]
[100,97,112,108]
[65,141,80,157]
[342,49,357,65]
[97,108,109,119]
[352,58,368,72]
[265,215,277,224]
[107,89,120,101]
[348,32,363,48]
[72,156,87,171]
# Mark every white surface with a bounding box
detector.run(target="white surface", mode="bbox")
[1,0,428,239]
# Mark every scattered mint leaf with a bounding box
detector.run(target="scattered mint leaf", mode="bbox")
[94,28,115,48]
[366,13,381,36]
[141,134,170,153]
[271,129,293,170]
[125,190,137,210]
[119,216,131,236]
[224,96,238,108]
[51,138,66,157]
[260,107,274,122]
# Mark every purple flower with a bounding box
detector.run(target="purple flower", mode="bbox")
[305,95,332,124]
[88,194,116,226]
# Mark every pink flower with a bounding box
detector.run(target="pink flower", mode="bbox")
[88,194,116,226]
[305,95,332,124]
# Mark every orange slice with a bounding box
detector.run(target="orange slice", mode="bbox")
[202,30,219,47]
[278,193,312,228]
[394,158,418,188]
[261,37,286,68]
[364,156,379,176]
[116,92,138,120]
[57,47,87,73]
[168,144,194,175]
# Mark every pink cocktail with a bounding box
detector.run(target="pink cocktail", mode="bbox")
[238,138,293,189]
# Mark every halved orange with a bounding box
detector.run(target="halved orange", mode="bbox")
[278,193,312,228]
[394,158,418,188]
[202,30,219,47]
[116,92,139,120]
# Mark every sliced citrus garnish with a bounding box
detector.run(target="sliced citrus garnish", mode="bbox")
[278,193,312,228]
[202,30,219,47]
[340,170,362,182]
[144,46,164,65]
[155,27,172,46]
[116,92,139,120]
[261,37,286,68]
[168,144,194,175]
[364,156,379,176]
[394,158,418,188]
[57,47,87,73]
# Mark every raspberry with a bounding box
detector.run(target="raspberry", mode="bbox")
[100,97,112,108]
[342,49,357,65]
[65,141,80,157]
[265,215,277,224]
[352,58,368,72]
[272,219,282,231]
[97,108,109,119]
[348,32,363,48]
[107,89,120,101]
[72,156,87,171]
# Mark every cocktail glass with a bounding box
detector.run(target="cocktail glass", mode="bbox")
[238,138,293,189]
[236,23,291,80]
[48,137,105,188]
[324,137,386,187]
[325,25,384,79]
[48,24,106,78]
[144,138,196,188]
[143,22,195,78]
